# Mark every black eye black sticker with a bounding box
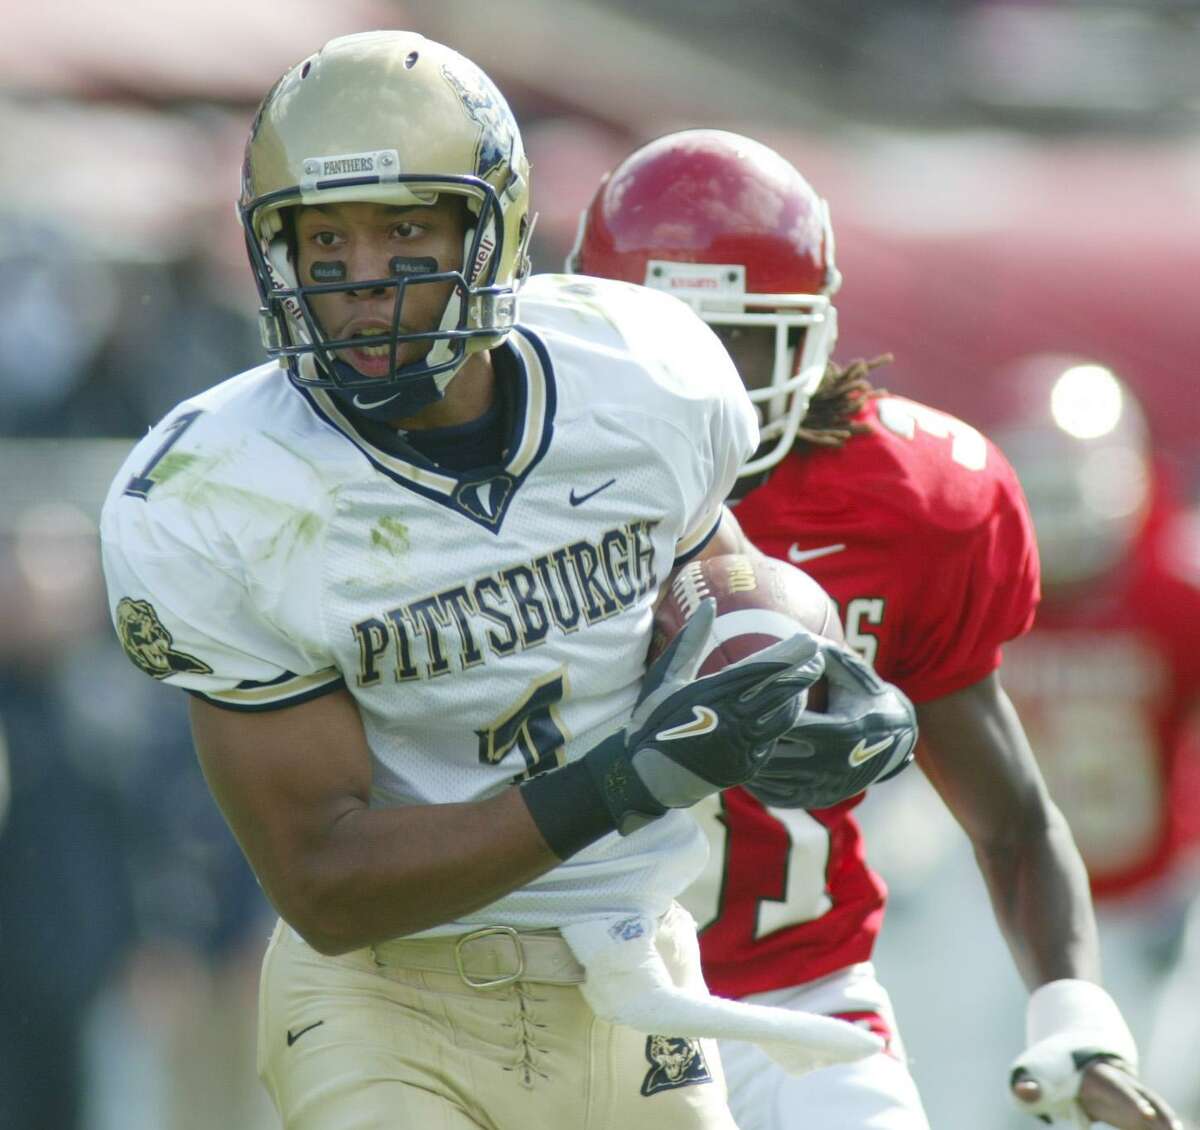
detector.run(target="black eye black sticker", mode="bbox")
[310,261,347,282]
[390,257,439,277]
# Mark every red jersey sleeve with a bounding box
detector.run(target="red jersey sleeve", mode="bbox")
[893,439,1041,702]
[735,395,1043,702]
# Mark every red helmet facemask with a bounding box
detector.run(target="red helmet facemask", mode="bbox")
[569,129,841,478]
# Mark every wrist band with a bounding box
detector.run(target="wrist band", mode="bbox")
[1025,979,1137,1067]
[1009,979,1138,1121]
[518,758,616,860]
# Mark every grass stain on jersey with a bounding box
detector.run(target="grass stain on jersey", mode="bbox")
[370,516,410,558]
[553,277,622,330]
[151,450,201,485]
[151,444,325,563]
[258,509,324,565]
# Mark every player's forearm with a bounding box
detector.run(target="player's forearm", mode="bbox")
[971,797,1101,989]
[915,674,1101,990]
[280,788,561,953]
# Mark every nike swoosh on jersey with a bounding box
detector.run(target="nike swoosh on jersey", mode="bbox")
[787,543,847,565]
[569,478,617,506]
[847,735,894,767]
[655,706,719,742]
[286,1020,325,1047]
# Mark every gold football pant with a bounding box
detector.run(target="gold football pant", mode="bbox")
[257,906,738,1129]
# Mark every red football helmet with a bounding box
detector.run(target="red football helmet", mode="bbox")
[986,354,1152,591]
[569,129,841,477]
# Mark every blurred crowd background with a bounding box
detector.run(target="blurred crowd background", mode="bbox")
[1,1,1198,1127]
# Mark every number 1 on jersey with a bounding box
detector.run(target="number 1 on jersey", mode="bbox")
[124,410,203,499]
[683,793,833,938]
[477,670,570,781]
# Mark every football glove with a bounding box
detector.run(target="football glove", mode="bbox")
[584,599,825,834]
[745,642,916,810]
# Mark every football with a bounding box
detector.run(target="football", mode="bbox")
[651,553,844,711]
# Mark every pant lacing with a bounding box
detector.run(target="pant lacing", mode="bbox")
[499,983,551,1088]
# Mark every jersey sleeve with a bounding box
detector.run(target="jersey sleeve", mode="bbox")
[672,326,759,566]
[895,447,1041,703]
[100,452,343,713]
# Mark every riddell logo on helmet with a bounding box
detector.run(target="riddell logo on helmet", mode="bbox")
[471,235,496,279]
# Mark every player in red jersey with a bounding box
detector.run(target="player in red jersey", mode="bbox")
[989,357,1200,1123]
[571,130,1182,1130]
[988,356,1200,905]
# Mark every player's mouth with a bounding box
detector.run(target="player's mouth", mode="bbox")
[339,325,407,377]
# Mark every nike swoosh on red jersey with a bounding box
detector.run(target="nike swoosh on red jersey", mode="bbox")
[787,543,846,565]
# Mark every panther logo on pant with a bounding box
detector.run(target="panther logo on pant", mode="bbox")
[640,1035,713,1096]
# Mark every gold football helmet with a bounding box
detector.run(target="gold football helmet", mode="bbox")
[240,31,534,418]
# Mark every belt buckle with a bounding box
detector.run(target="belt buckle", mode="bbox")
[453,925,525,990]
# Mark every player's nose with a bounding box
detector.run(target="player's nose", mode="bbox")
[342,243,393,298]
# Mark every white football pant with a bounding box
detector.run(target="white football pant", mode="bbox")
[720,963,931,1130]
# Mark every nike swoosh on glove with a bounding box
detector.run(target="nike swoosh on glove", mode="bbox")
[584,599,826,833]
[745,641,916,810]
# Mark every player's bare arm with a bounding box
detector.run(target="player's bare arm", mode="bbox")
[915,671,1096,986]
[190,688,558,953]
[917,672,1182,1130]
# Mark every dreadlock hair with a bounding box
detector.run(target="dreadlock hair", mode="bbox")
[793,354,892,450]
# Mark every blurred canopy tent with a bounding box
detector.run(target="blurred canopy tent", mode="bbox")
[0,0,394,100]
[0,0,828,123]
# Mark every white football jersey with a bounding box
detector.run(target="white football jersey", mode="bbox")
[100,274,757,933]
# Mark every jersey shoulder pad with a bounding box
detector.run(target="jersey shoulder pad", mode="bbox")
[99,365,341,706]
[108,364,344,519]
[101,364,345,597]
[518,274,755,557]
[854,395,1028,538]
[520,273,748,422]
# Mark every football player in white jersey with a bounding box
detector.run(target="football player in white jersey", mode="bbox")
[99,33,917,1130]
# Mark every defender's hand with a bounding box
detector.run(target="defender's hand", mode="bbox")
[745,642,917,810]
[1010,980,1181,1130]
[584,599,825,834]
[1013,1059,1183,1129]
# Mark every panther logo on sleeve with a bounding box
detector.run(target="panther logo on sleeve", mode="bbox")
[115,597,213,680]
[639,1035,713,1096]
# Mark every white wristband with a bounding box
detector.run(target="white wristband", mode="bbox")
[1009,979,1138,1122]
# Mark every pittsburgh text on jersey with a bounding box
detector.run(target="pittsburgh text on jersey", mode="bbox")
[352,519,660,684]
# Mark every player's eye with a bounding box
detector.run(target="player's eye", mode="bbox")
[392,221,421,239]
[312,231,341,248]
